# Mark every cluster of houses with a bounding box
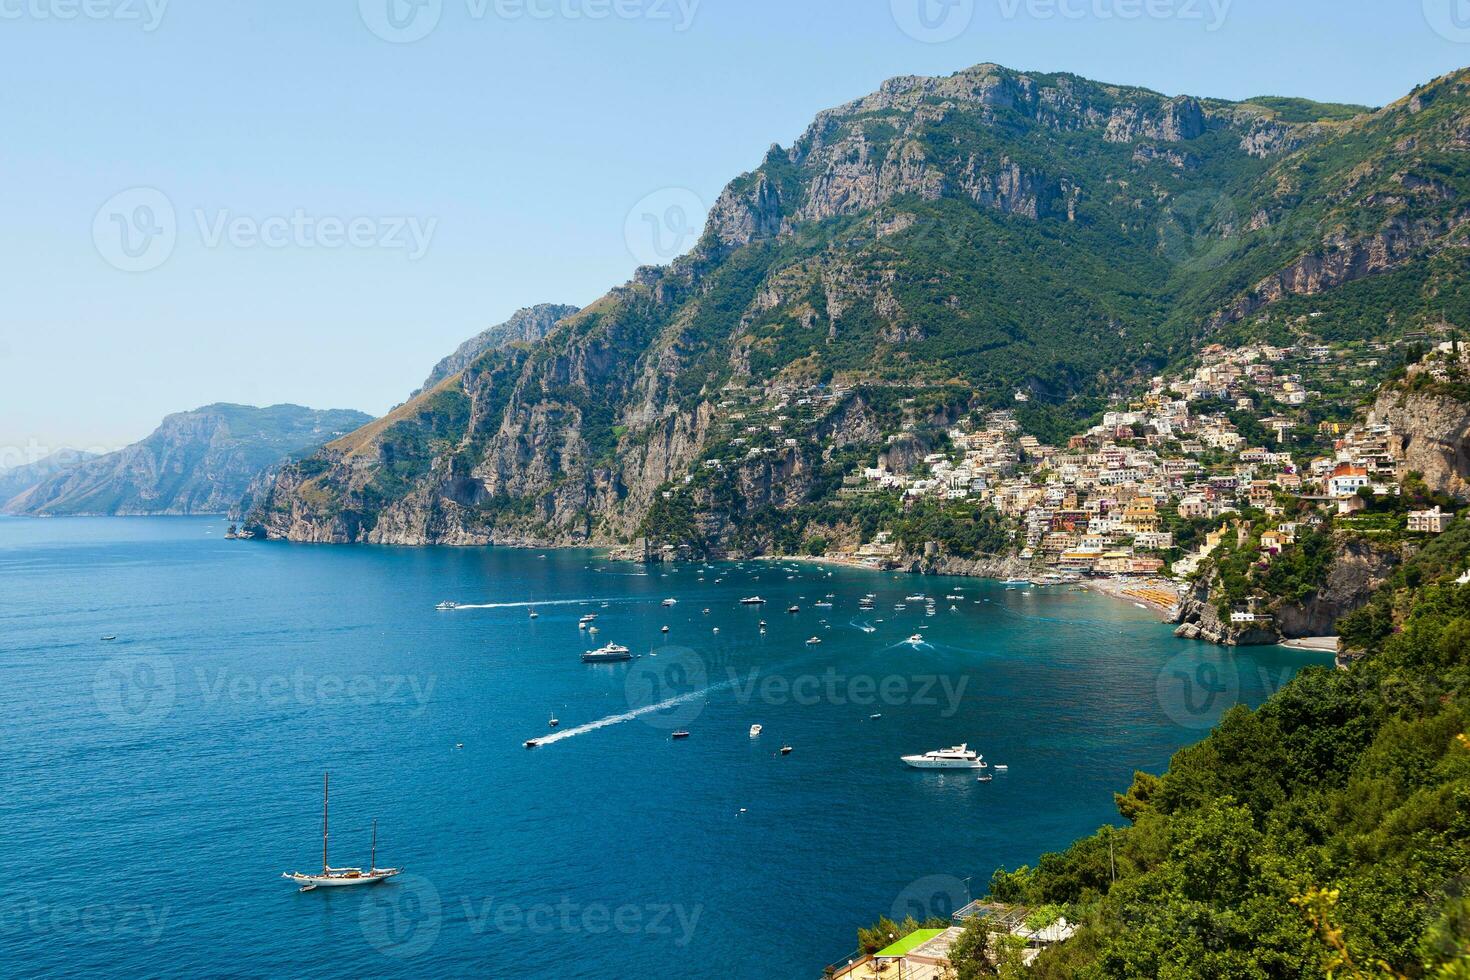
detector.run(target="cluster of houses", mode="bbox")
[831,340,1457,579]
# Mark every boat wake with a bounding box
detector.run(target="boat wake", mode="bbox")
[527,675,742,747]
[448,597,636,611]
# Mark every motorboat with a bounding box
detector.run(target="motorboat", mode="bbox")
[749,724,762,738]
[740,596,766,605]
[993,764,1009,771]
[662,598,678,607]
[977,773,994,782]
[436,601,458,611]
[525,739,540,749]
[787,605,800,613]
[581,643,632,663]
[282,774,401,892]
[901,744,986,770]
[906,634,925,645]
[672,731,690,740]
[780,746,792,755]
[806,636,821,645]
[661,625,670,633]
[548,717,559,728]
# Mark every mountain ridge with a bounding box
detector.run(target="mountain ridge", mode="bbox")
[249,62,1470,549]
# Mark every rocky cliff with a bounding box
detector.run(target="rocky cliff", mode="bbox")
[8,404,373,516]
[0,449,97,506]
[251,63,1470,550]
[1174,534,1399,646]
[1372,384,1470,499]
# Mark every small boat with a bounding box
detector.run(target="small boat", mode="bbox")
[582,643,632,663]
[814,601,833,608]
[661,625,670,633]
[806,636,821,645]
[787,605,800,614]
[579,613,597,623]
[749,724,762,738]
[525,739,540,749]
[977,773,994,782]
[548,718,559,728]
[993,764,1008,771]
[101,635,118,642]
[870,713,882,720]
[901,744,987,770]
[435,601,458,611]
[528,610,539,619]
[906,634,925,645]
[662,598,678,607]
[702,608,710,615]
[740,596,766,605]
[712,627,720,634]
[282,774,401,891]
[780,746,792,755]
[1002,578,1029,589]
[905,594,927,602]
[588,626,600,635]
[672,731,691,740]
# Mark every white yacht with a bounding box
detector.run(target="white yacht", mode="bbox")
[806,636,821,645]
[740,596,766,605]
[901,744,987,770]
[749,724,762,738]
[581,643,632,663]
[435,601,458,611]
[906,634,925,645]
[662,598,678,607]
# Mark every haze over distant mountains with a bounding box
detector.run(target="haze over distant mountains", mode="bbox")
[3,404,372,517]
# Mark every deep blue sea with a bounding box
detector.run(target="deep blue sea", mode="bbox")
[0,517,1331,978]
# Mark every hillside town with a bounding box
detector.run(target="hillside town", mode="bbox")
[814,335,1464,609]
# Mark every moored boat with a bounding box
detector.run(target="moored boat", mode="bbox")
[282,774,401,892]
[901,744,986,770]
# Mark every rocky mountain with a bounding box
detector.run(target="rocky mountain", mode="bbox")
[1373,382,1470,499]
[251,63,1470,549]
[0,449,98,505]
[412,303,580,397]
[7,404,372,516]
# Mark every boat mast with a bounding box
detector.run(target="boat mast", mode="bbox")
[321,772,329,874]
[370,819,377,873]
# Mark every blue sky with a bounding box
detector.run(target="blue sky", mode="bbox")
[1,0,1467,455]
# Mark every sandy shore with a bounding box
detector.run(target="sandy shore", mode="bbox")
[1078,577,1183,620]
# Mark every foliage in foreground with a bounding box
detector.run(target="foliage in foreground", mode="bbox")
[947,521,1470,977]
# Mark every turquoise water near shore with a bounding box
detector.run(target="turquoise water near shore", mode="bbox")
[0,517,1331,978]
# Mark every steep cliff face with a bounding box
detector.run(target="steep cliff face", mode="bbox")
[1373,386,1470,499]
[253,63,1470,548]
[9,405,372,516]
[1174,535,1399,645]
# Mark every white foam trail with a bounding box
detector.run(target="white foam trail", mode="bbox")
[450,597,634,611]
[529,675,740,747]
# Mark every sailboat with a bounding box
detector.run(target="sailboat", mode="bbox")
[282,774,401,891]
